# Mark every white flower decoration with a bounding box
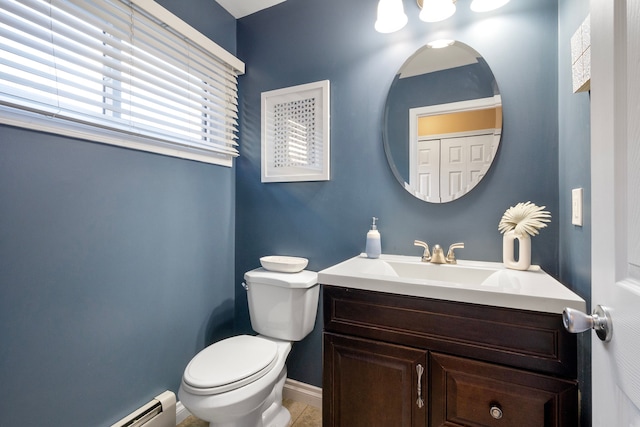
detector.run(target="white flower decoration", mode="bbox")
[498,201,551,237]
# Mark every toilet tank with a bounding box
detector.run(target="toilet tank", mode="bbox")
[244,268,319,341]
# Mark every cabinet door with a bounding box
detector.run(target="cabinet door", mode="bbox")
[323,333,427,427]
[430,353,578,427]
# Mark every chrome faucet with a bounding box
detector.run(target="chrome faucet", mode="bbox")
[414,240,465,264]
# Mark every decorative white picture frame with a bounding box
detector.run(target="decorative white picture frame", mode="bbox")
[261,80,330,182]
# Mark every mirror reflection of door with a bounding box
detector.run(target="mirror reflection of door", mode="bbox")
[409,97,501,202]
[383,41,503,203]
[415,139,439,199]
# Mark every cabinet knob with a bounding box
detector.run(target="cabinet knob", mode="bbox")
[489,405,503,420]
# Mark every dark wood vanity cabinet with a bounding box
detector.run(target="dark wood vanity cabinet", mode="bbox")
[324,333,427,427]
[322,286,579,427]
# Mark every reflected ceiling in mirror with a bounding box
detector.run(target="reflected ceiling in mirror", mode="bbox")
[383,41,502,203]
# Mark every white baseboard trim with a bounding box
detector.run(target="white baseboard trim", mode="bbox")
[282,378,322,409]
[175,401,190,425]
[175,379,322,424]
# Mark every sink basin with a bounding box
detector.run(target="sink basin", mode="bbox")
[384,260,496,286]
[318,254,586,314]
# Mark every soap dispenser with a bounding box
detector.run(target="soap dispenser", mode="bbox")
[365,217,381,259]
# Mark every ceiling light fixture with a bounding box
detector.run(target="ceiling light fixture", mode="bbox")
[375,0,409,33]
[375,0,510,33]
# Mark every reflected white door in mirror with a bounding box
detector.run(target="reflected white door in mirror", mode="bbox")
[409,96,501,202]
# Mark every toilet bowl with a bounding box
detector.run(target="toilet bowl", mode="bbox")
[178,268,319,427]
[179,335,292,427]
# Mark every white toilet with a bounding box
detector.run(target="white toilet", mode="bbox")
[178,268,319,427]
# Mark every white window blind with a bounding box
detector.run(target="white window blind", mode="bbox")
[0,0,245,166]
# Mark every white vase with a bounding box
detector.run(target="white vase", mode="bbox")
[502,230,531,271]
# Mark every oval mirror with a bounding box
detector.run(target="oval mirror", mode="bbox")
[383,41,502,203]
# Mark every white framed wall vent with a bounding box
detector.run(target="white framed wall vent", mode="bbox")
[261,80,330,182]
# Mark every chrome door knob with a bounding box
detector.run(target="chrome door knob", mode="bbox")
[562,305,613,342]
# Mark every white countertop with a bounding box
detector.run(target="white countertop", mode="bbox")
[318,254,586,314]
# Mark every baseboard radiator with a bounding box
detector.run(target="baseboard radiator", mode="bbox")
[111,391,176,427]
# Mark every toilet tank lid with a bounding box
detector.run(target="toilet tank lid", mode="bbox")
[244,268,318,288]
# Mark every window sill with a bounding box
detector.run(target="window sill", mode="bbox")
[0,106,234,167]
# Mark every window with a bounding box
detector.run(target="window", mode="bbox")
[0,0,245,166]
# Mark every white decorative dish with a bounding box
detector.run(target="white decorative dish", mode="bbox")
[260,256,309,273]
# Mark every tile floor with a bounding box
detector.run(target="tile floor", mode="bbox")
[176,398,321,427]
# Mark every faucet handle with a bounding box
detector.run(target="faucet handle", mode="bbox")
[446,242,465,264]
[414,240,431,262]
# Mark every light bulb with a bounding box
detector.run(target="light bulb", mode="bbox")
[375,0,408,33]
[419,0,456,23]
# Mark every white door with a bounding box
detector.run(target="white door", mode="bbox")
[413,139,440,200]
[440,136,466,201]
[440,134,494,202]
[590,0,640,425]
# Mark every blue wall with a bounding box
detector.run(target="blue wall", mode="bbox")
[236,0,564,388]
[0,0,593,425]
[0,1,237,426]
[558,0,592,425]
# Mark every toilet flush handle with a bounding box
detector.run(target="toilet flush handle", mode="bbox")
[241,282,249,291]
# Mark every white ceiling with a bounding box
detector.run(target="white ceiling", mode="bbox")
[215,0,287,18]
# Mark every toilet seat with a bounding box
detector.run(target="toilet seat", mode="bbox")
[182,335,279,395]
